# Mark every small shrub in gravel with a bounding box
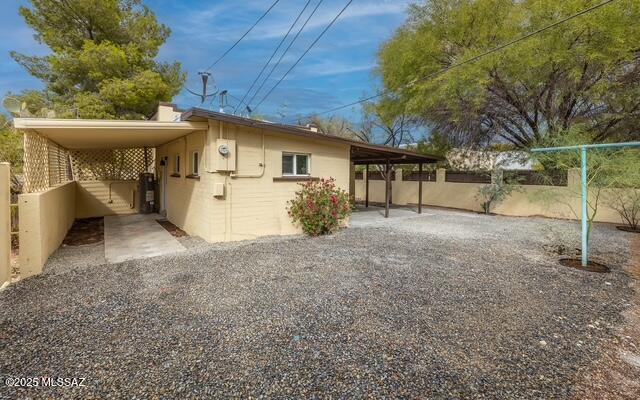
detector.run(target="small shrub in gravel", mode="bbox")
[287,177,352,236]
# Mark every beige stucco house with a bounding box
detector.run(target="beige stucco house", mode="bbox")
[12,104,438,277]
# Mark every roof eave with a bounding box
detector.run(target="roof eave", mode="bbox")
[181,108,443,163]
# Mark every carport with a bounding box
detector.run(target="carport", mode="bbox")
[13,118,206,277]
[350,144,441,217]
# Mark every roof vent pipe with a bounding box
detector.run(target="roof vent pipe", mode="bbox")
[219,90,228,113]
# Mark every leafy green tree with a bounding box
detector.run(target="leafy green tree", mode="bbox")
[10,0,185,119]
[0,115,23,173]
[604,149,640,231]
[378,0,640,148]
[0,114,24,197]
[414,131,452,169]
[301,115,357,139]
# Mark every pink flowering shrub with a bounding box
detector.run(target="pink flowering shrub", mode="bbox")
[287,178,352,236]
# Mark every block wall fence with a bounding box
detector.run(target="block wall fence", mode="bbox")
[354,168,629,224]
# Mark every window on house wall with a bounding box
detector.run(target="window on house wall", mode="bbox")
[191,151,199,175]
[174,154,181,174]
[282,153,310,176]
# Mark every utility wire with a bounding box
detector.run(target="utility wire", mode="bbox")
[234,0,314,114]
[204,0,282,71]
[246,0,326,110]
[253,0,355,111]
[227,92,254,114]
[286,0,618,121]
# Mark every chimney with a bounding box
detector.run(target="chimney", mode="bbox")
[154,103,182,121]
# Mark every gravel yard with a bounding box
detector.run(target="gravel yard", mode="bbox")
[0,207,636,398]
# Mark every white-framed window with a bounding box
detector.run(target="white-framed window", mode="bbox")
[282,153,310,176]
[174,154,181,174]
[191,151,199,175]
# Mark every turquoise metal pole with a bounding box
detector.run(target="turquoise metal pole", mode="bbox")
[580,146,588,266]
[531,141,640,268]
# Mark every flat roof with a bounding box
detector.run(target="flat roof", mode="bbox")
[182,108,442,164]
[13,118,208,149]
[13,108,443,164]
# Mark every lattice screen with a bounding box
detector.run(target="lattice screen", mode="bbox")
[70,148,154,181]
[23,131,72,193]
[23,130,153,192]
[48,141,71,187]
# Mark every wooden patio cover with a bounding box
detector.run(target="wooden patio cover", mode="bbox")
[350,145,441,218]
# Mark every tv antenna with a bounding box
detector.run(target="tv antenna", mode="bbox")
[2,96,26,117]
[186,72,219,104]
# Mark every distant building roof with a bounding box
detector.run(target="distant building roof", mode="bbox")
[447,149,534,170]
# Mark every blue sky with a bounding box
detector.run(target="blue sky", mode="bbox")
[0,0,414,122]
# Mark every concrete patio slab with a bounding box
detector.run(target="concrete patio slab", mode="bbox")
[349,205,434,227]
[104,213,185,263]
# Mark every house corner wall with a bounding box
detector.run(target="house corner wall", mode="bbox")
[214,124,351,242]
[19,181,76,278]
[155,130,212,241]
[158,120,351,243]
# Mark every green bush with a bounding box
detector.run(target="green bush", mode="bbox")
[476,170,521,215]
[287,178,352,236]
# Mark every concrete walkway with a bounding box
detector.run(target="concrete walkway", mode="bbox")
[104,214,185,263]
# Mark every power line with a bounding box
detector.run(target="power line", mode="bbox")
[204,0,282,71]
[227,92,254,114]
[253,0,355,111]
[287,0,619,121]
[234,0,314,114]
[246,0,326,109]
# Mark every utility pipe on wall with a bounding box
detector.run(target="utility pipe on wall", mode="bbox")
[107,180,137,208]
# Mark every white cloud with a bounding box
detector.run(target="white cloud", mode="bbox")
[294,60,376,78]
[175,0,411,42]
[250,0,412,40]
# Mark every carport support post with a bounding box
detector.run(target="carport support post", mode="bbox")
[365,164,369,208]
[418,163,423,214]
[385,159,390,218]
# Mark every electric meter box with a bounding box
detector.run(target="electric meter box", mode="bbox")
[215,139,236,171]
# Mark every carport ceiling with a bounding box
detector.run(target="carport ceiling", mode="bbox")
[13,119,208,149]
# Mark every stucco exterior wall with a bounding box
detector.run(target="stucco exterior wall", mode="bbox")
[75,180,138,218]
[156,130,212,241]
[355,168,631,224]
[225,125,350,241]
[156,120,350,243]
[19,181,76,278]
